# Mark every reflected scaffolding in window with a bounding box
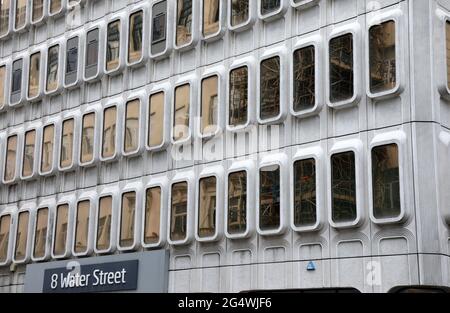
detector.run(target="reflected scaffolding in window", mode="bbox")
[176,0,193,46]
[53,204,68,256]
[260,57,280,120]
[144,187,161,245]
[74,200,90,254]
[22,130,36,178]
[14,211,29,261]
[293,158,317,227]
[170,182,188,242]
[261,0,281,15]
[41,124,54,173]
[227,171,247,234]
[230,0,249,27]
[229,66,248,127]
[60,118,74,168]
[33,207,48,259]
[106,20,121,71]
[120,192,136,248]
[259,165,280,231]
[198,176,217,238]
[96,196,112,251]
[293,46,315,112]
[329,34,354,103]
[128,11,143,63]
[102,106,117,159]
[0,214,11,263]
[80,113,95,164]
[203,0,220,37]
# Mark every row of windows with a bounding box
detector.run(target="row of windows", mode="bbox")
[0,2,400,110]
[0,139,404,264]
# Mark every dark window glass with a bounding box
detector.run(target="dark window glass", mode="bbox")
[261,0,281,15]
[369,21,396,93]
[66,37,79,74]
[128,11,143,63]
[12,59,22,94]
[329,34,354,103]
[96,196,112,251]
[293,159,317,227]
[144,187,161,245]
[331,151,357,223]
[198,176,217,238]
[229,66,248,126]
[33,207,48,259]
[293,46,315,112]
[85,29,99,69]
[231,0,249,27]
[170,182,188,241]
[203,0,220,37]
[259,165,280,231]
[260,56,280,120]
[152,12,166,43]
[46,45,59,92]
[372,144,400,219]
[228,171,247,234]
[176,0,192,46]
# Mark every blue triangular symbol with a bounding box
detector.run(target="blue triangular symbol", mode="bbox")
[307,261,316,271]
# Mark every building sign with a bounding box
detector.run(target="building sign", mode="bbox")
[43,260,139,293]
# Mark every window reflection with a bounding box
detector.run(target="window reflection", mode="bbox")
[66,37,79,75]
[261,0,281,15]
[0,215,11,263]
[0,66,6,108]
[176,0,192,46]
[106,20,121,71]
[198,176,217,238]
[28,52,40,98]
[49,0,61,15]
[0,0,10,36]
[231,0,249,27]
[148,92,164,148]
[170,182,188,241]
[11,59,22,95]
[293,159,316,227]
[86,29,99,70]
[447,22,450,90]
[46,45,59,92]
[331,152,357,223]
[4,135,17,181]
[102,106,117,158]
[54,204,68,256]
[74,201,90,254]
[144,187,161,245]
[259,165,280,231]
[60,118,74,168]
[369,21,396,93]
[22,130,36,178]
[124,100,140,153]
[372,144,400,219]
[293,46,315,112]
[228,171,247,234]
[32,0,43,22]
[128,11,143,63]
[96,196,112,251]
[229,66,248,127]
[33,207,48,259]
[41,124,54,173]
[81,113,95,164]
[14,211,29,261]
[260,57,280,120]
[329,34,354,103]
[173,84,190,142]
[203,0,220,37]
[120,192,136,248]
[201,75,218,135]
[152,9,166,44]
[15,0,26,29]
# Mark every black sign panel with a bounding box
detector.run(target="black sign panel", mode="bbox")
[43,260,139,293]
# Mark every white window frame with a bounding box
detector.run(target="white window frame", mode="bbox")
[173,0,199,52]
[38,116,61,177]
[171,74,197,145]
[12,204,35,264]
[366,9,404,100]
[328,138,365,229]
[83,22,105,82]
[58,110,80,172]
[12,0,30,33]
[146,82,171,152]
[126,4,149,68]
[20,121,42,181]
[258,0,288,22]
[290,146,324,232]
[51,195,75,260]
[9,55,26,107]
[99,97,123,163]
[201,0,226,42]
[122,91,146,158]
[226,56,256,132]
[63,30,85,89]
[326,22,362,109]
[78,103,101,168]
[0,2,12,39]
[26,46,45,102]
[94,185,119,255]
[44,39,64,96]
[368,130,408,225]
[257,46,288,125]
[290,34,323,118]
[167,171,195,246]
[0,60,11,112]
[195,165,224,242]
[117,182,143,252]
[290,0,320,10]
[225,160,256,239]
[256,152,289,236]
[142,176,168,249]
[197,65,225,139]
[30,0,47,25]
[0,207,15,267]
[72,191,96,258]
[104,13,127,76]
[150,0,174,60]
[48,0,67,18]
[227,0,256,33]
[2,127,22,185]
[31,199,54,262]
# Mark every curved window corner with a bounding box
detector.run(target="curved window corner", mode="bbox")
[32,207,49,260]
[0,214,12,265]
[147,91,166,150]
[119,191,137,250]
[49,0,64,17]
[80,112,96,165]
[4,134,18,183]
[22,129,36,179]
[290,0,320,10]
[258,55,284,124]
[228,65,250,130]
[73,200,91,256]
[40,124,55,175]
[200,75,219,138]
[96,195,113,253]
[202,0,223,41]
[172,83,191,144]
[13,210,30,263]
[45,44,60,94]
[64,36,80,88]
[127,10,144,66]
[151,0,170,59]
[106,19,122,73]
[196,175,220,241]
[123,99,141,156]
[14,0,27,32]
[143,186,163,247]
[53,203,69,258]
[31,0,45,24]
[84,28,100,81]
[175,0,197,50]
[10,58,24,106]
[258,164,282,234]
[258,0,287,22]
[59,118,75,170]
[169,180,193,245]
[27,51,41,101]
[228,0,254,32]
[101,106,117,161]
[0,0,11,38]
[0,65,7,110]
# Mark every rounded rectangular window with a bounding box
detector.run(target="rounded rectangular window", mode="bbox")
[369,20,396,94]
[144,187,161,245]
[170,182,188,241]
[32,0,43,22]
[447,21,450,90]
[49,0,61,15]
[0,0,10,36]
[229,66,248,127]
[261,0,280,15]
[15,0,26,29]
[14,211,29,261]
[11,59,22,97]
[41,124,54,173]
[148,92,164,148]
[228,171,247,235]
[198,176,217,238]
[0,215,11,263]
[96,196,112,251]
[85,28,99,77]
[293,158,317,227]
[46,45,59,92]
[22,130,36,178]
[74,200,90,254]
[176,0,193,46]
[371,144,400,219]
[203,0,220,37]
[80,113,95,164]
[201,75,219,136]
[0,65,6,108]
[230,0,249,27]
[53,204,68,256]
[331,151,357,223]
[4,135,17,182]
[260,56,280,120]
[106,20,121,71]
[28,52,41,98]
[60,118,74,168]
[102,106,117,158]
[120,192,136,248]
[65,36,79,85]
[33,207,48,259]
[293,46,315,112]
[124,99,140,153]
[151,1,167,55]
[259,165,280,231]
[128,10,143,64]
[329,34,354,103]
[173,84,190,142]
